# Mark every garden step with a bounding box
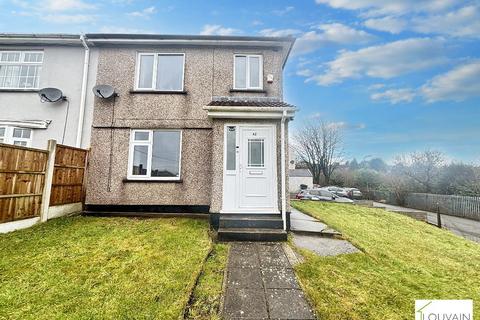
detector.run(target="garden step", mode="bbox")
[220,214,283,229]
[218,228,287,242]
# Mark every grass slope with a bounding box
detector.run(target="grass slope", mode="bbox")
[0,216,211,320]
[185,243,229,320]
[292,201,480,320]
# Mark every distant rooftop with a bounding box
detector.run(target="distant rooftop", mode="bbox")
[289,169,313,177]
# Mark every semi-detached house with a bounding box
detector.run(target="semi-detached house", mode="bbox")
[0,33,297,241]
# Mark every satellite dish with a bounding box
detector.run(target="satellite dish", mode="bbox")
[93,85,117,99]
[38,88,65,103]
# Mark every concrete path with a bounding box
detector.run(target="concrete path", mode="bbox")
[292,234,360,256]
[223,242,316,320]
[290,208,360,256]
[373,202,480,243]
[290,208,341,237]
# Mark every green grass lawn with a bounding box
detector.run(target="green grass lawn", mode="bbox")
[185,243,229,320]
[0,216,212,320]
[291,201,480,320]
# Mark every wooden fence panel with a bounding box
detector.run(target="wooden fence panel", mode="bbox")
[49,144,88,206]
[405,193,480,221]
[0,144,48,223]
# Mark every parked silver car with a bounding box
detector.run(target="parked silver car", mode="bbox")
[297,189,335,201]
[322,186,349,197]
[346,188,363,199]
[298,189,354,203]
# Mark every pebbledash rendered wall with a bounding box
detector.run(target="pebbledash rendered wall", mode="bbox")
[86,44,289,209]
[0,44,98,149]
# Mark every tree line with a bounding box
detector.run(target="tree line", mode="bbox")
[292,121,480,204]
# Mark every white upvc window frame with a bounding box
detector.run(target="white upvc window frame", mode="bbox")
[127,129,183,181]
[0,50,44,90]
[233,54,263,90]
[0,126,33,147]
[135,52,186,92]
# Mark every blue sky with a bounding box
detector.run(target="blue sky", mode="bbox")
[2,0,479,163]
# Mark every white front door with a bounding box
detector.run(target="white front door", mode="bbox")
[222,125,278,213]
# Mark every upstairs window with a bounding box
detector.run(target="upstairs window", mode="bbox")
[234,54,263,90]
[0,126,32,146]
[0,51,43,89]
[136,53,185,91]
[128,129,182,180]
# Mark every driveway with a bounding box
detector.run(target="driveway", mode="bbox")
[373,202,480,243]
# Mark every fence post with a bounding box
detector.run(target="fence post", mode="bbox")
[436,202,442,228]
[40,139,57,222]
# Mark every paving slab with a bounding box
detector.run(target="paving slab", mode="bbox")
[293,233,360,256]
[229,251,260,268]
[230,242,258,256]
[223,242,316,320]
[290,209,319,222]
[259,250,290,268]
[224,288,268,319]
[266,288,316,320]
[290,208,341,237]
[227,267,263,288]
[261,267,299,289]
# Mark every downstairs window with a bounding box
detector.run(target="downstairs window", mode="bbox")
[128,129,182,180]
[0,126,32,146]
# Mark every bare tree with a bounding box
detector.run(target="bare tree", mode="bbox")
[292,121,343,185]
[395,149,444,193]
[385,166,411,205]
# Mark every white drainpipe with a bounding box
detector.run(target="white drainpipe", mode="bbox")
[280,110,287,230]
[75,34,90,148]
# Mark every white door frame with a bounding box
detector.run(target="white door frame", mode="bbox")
[221,123,279,213]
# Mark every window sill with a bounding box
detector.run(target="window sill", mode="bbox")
[0,89,39,93]
[230,89,266,93]
[130,90,187,95]
[123,178,183,183]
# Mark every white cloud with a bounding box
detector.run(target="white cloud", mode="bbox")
[293,23,375,55]
[315,0,456,17]
[421,61,480,102]
[370,88,416,104]
[309,112,323,119]
[306,38,446,86]
[315,23,375,43]
[273,6,294,16]
[364,16,407,34]
[258,28,301,37]
[412,5,480,38]
[128,6,157,17]
[44,0,95,11]
[200,24,241,36]
[296,69,314,77]
[13,0,95,11]
[368,83,386,90]
[41,14,95,24]
[364,5,480,38]
[326,121,367,130]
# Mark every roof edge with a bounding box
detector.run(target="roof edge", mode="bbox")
[85,33,295,43]
[0,33,81,46]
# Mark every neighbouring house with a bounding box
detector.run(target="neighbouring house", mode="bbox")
[84,34,296,241]
[288,148,313,192]
[289,169,313,192]
[0,34,98,149]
